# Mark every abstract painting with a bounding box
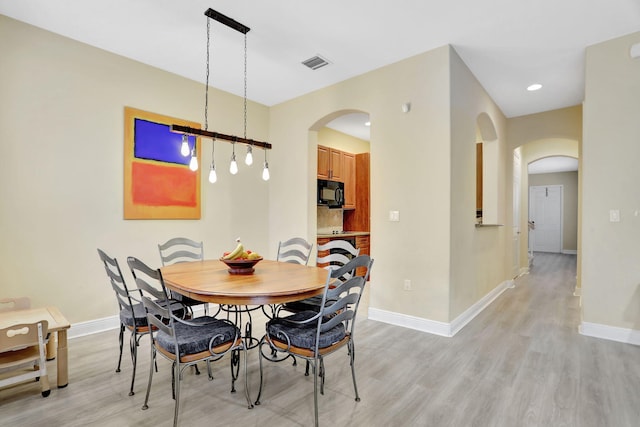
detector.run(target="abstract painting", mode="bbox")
[124,107,201,219]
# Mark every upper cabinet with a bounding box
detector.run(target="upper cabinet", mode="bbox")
[342,152,356,209]
[317,145,344,182]
[317,145,357,210]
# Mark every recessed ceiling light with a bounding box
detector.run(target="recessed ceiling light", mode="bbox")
[527,83,542,91]
[364,121,371,127]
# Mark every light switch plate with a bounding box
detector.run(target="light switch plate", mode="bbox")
[389,210,400,222]
[610,209,620,222]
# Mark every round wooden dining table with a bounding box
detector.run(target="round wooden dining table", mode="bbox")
[160,259,329,306]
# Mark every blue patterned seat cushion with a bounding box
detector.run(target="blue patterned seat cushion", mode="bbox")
[156,316,239,357]
[267,311,345,350]
[119,303,147,328]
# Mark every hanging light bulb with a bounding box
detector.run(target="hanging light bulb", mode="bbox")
[229,152,238,175]
[189,148,198,171]
[180,135,190,157]
[261,148,269,181]
[245,145,253,165]
[208,163,217,183]
[208,139,217,183]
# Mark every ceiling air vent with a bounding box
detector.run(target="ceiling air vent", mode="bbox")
[302,55,330,70]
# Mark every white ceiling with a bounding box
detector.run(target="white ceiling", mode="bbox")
[528,156,579,175]
[1,0,639,124]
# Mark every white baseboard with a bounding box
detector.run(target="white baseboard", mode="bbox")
[579,321,640,346]
[368,279,513,338]
[68,306,211,340]
[562,249,577,255]
[367,307,452,336]
[68,315,120,339]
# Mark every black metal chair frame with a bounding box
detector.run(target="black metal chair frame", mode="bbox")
[127,256,252,427]
[97,248,153,396]
[158,237,220,317]
[255,255,373,426]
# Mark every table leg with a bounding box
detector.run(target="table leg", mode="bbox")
[46,331,57,360]
[56,329,69,388]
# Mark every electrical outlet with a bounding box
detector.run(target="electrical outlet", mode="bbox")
[403,279,412,291]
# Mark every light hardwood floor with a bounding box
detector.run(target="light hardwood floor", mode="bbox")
[1,253,639,426]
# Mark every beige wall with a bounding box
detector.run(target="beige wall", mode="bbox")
[0,16,270,323]
[269,46,455,321]
[582,31,640,329]
[529,171,579,251]
[449,48,509,319]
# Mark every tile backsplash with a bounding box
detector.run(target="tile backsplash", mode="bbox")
[317,206,343,234]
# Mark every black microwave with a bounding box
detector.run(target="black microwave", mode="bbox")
[317,179,344,208]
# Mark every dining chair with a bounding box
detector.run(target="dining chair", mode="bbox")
[158,237,215,317]
[255,255,373,427]
[127,256,252,427]
[265,237,314,319]
[276,237,313,265]
[97,248,158,396]
[0,320,50,397]
[316,239,360,274]
[281,239,360,315]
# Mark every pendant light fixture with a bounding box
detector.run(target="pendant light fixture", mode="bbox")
[180,134,190,157]
[262,147,270,181]
[208,138,217,183]
[171,8,272,182]
[230,142,238,175]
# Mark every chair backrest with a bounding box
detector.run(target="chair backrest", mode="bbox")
[0,320,50,395]
[97,249,140,316]
[126,256,175,338]
[317,239,361,279]
[0,320,49,355]
[277,237,313,265]
[158,237,204,266]
[0,297,31,313]
[317,255,373,340]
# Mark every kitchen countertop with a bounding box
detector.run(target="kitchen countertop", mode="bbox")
[317,231,370,238]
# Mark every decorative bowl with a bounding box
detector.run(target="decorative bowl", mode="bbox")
[220,257,263,275]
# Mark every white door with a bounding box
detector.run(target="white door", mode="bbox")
[529,185,563,253]
[512,151,521,277]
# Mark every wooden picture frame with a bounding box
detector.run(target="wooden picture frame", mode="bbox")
[124,107,201,219]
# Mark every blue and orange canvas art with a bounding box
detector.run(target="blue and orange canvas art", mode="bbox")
[124,107,201,219]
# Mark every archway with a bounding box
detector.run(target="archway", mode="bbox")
[513,138,579,283]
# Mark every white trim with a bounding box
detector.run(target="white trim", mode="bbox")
[67,306,211,340]
[368,307,452,336]
[561,249,577,255]
[579,321,640,346]
[68,315,120,339]
[450,280,513,336]
[368,279,513,337]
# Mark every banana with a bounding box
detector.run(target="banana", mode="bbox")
[223,238,244,260]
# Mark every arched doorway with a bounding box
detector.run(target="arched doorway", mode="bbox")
[513,138,579,282]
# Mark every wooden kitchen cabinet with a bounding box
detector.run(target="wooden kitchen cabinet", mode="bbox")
[343,153,370,231]
[343,152,356,209]
[317,145,344,182]
[355,235,370,279]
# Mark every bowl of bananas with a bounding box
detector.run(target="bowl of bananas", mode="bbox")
[220,238,262,275]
